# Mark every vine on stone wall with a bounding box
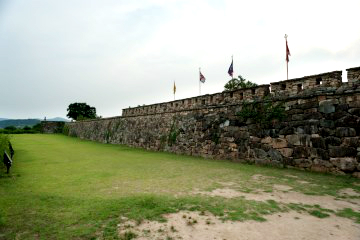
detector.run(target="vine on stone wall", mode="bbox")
[62,125,69,135]
[168,118,179,146]
[211,132,220,144]
[237,100,286,128]
[168,125,178,146]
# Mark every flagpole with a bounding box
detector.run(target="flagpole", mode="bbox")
[199,68,201,96]
[285,34,288,80]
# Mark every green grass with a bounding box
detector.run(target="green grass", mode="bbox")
[0,134,359,239]
[336,208,360,223]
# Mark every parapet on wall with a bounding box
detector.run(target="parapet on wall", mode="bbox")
[122,68,360,117]
[122,85,270,116]
[348,67,360,86]
[270,71,342,96]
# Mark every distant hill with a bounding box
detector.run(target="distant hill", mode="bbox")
[47,117,69,122]
[0,117,69,129]
[0,119,41,129]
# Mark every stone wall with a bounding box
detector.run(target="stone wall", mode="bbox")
[65,67,360,177]
[41,121,65,133]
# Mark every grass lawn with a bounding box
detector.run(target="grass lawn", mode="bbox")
[0,134,359,239]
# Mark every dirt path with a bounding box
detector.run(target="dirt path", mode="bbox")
[118,175,360,239]
[118,211,360,240]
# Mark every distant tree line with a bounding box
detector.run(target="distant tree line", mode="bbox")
[0,124,42,134]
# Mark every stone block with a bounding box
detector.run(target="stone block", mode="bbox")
[342,137,359,147]
[286,134,311,146]
[292,114,304,121]
[293,147,309,158]
[286,134,300,145]
[311,137,326,149]
[327,111,349,120]
[335,127,357,137]
[298,101,318,110]
[249,136,261,143]
[319,100,336,113]
[311,159,332,172]
[320,119,335,128]
[278,148,293,157]
[335,115,359,128]
[255,158,270,165]
[234,131,249,140]
[348,108,360,116]
[285,100,298,109]
[325,136,342,146]
[261,136,272,144]
[272,138,288,149]
[313,159,332,167]
[267,148,283,162]
[317,96,327,101]
[308,119,320,126]
[220,120,230,128]
[352,172,360,178]
[279,127,294,135]
[294,158,312,168]
[330,157,357,171]
[349,101,360,108]
[316,148,330,160]
[304,108,318,113]
[252,148,268,159]
[287,109,304,115]
[336,103,349,111]
[303,112,323,120]
[336,104,349,112]
[329,146,357,157]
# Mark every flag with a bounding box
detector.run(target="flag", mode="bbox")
[228,58,233,77]
[200,70,206,83]
[173,81,176,94]
[286,39,291,62]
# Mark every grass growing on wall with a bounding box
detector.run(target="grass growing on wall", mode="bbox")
[0,134,359,239]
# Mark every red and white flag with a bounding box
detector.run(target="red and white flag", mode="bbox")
[286,39,291,62]
[200,70,206,83]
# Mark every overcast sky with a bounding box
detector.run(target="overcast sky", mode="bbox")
[1,0,360,119]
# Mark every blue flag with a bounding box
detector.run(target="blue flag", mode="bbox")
[228,59,233,77]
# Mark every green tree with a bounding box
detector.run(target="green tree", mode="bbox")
[66,103,97,121]
[224,75,257,91]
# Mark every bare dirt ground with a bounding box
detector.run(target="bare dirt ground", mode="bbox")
[118,174,360,239]
[118,211,360,240]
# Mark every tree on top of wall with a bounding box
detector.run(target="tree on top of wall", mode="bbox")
[224,75,257,91]
[66,103,97,121]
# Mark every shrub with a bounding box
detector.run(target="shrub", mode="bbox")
[0,134,11,166]
[23,126,31,130]
[4,126,16,131]
[32,123,42,132]
[62,125,70,135]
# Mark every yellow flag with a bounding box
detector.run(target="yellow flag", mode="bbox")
[173,82,176,94]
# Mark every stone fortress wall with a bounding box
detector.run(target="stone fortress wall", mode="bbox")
[65,66,360,177]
